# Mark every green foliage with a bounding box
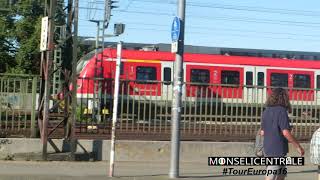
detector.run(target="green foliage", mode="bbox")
[0,0,94,75]
[76,106,83,122]
[0,0,44,74]
[0,6,16,73]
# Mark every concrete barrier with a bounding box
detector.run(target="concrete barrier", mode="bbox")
[0,138,311,164]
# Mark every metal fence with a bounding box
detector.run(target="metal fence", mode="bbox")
[0,74,38,137]
[0,74,318,141]
[73,78,320,141]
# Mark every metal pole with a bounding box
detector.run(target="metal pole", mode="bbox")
[109,41,122,177]
[97,22,102,124]
[96,23,102,123]
[92,20,100,121]
[169,0,185,178]
[42,0,57,161]
[65,0,73,138]
[70,0,79,160]
[98,0,110,123]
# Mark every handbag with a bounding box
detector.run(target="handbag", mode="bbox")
[254,128,264,157]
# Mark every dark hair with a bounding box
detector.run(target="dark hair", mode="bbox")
[266,88,291,111]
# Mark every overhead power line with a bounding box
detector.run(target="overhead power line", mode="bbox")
[126,27,320,42]
[79,4,320,28]
[78,0,320,44]
[119,21,320,38]
[115,9,320,28]
[133,0,320,17]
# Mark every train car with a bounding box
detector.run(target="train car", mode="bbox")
[75,48,320,122]
[77,48,320,105]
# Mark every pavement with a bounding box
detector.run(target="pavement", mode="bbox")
[0,160,317,180]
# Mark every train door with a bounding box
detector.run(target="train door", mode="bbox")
[255,67,266,105]
[131,63,162,96]
[162,61,173,101]
[213,66,243,100]
[120,62,136,96]
[244,66,255,103]
[266,69,314,101]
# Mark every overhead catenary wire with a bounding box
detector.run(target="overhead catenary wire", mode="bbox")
[79,3,320,28]
[77,19,320,42]
[80,0,320,28]
[114,9,320,28]
[125,27,320,42]
[112,21,320,38]
[132,0,320,17]
[78,0,320,47]
[83,0,319,15]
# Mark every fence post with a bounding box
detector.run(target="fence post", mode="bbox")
[30,76,37,138]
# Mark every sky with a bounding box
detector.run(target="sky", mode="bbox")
[78,0,320,52]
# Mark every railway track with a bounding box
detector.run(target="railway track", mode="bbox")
[1,120,318,142]
[49,122,318,142]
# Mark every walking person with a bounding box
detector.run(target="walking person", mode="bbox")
[260,88,304,180]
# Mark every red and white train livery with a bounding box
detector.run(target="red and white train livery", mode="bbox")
[77,48,320,104]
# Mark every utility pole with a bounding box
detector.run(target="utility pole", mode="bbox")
[40,0,57,161]
[70,0,79,160]
[39,0,79,161]
[169,0,186,178]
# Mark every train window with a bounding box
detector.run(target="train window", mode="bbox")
[246,71,253,86]
[293,74,310,88]
[317,75,320,89]
[191,69,210,83]
[257,72,264,86]
[164,67,171,84]
[136,66,157,83]
[221,71,240,85]
[271,73,288,87]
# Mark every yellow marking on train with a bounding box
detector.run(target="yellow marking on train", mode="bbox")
[83,108,92,114]
[102,108,109,115]
[126,59,160,63]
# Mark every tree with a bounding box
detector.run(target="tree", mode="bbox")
[11,1,44,74]
[0,0,94,74]
[0,4,16,73]
[0,0,44,74]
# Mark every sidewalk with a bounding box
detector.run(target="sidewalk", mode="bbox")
[0,160,317,180]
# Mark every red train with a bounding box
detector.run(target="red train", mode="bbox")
[77,48,320,105]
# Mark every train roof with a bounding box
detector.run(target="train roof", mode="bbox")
[79,39,320,60]
[102,48,320,70]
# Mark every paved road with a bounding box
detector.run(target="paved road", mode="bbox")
[0,160,317,180]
